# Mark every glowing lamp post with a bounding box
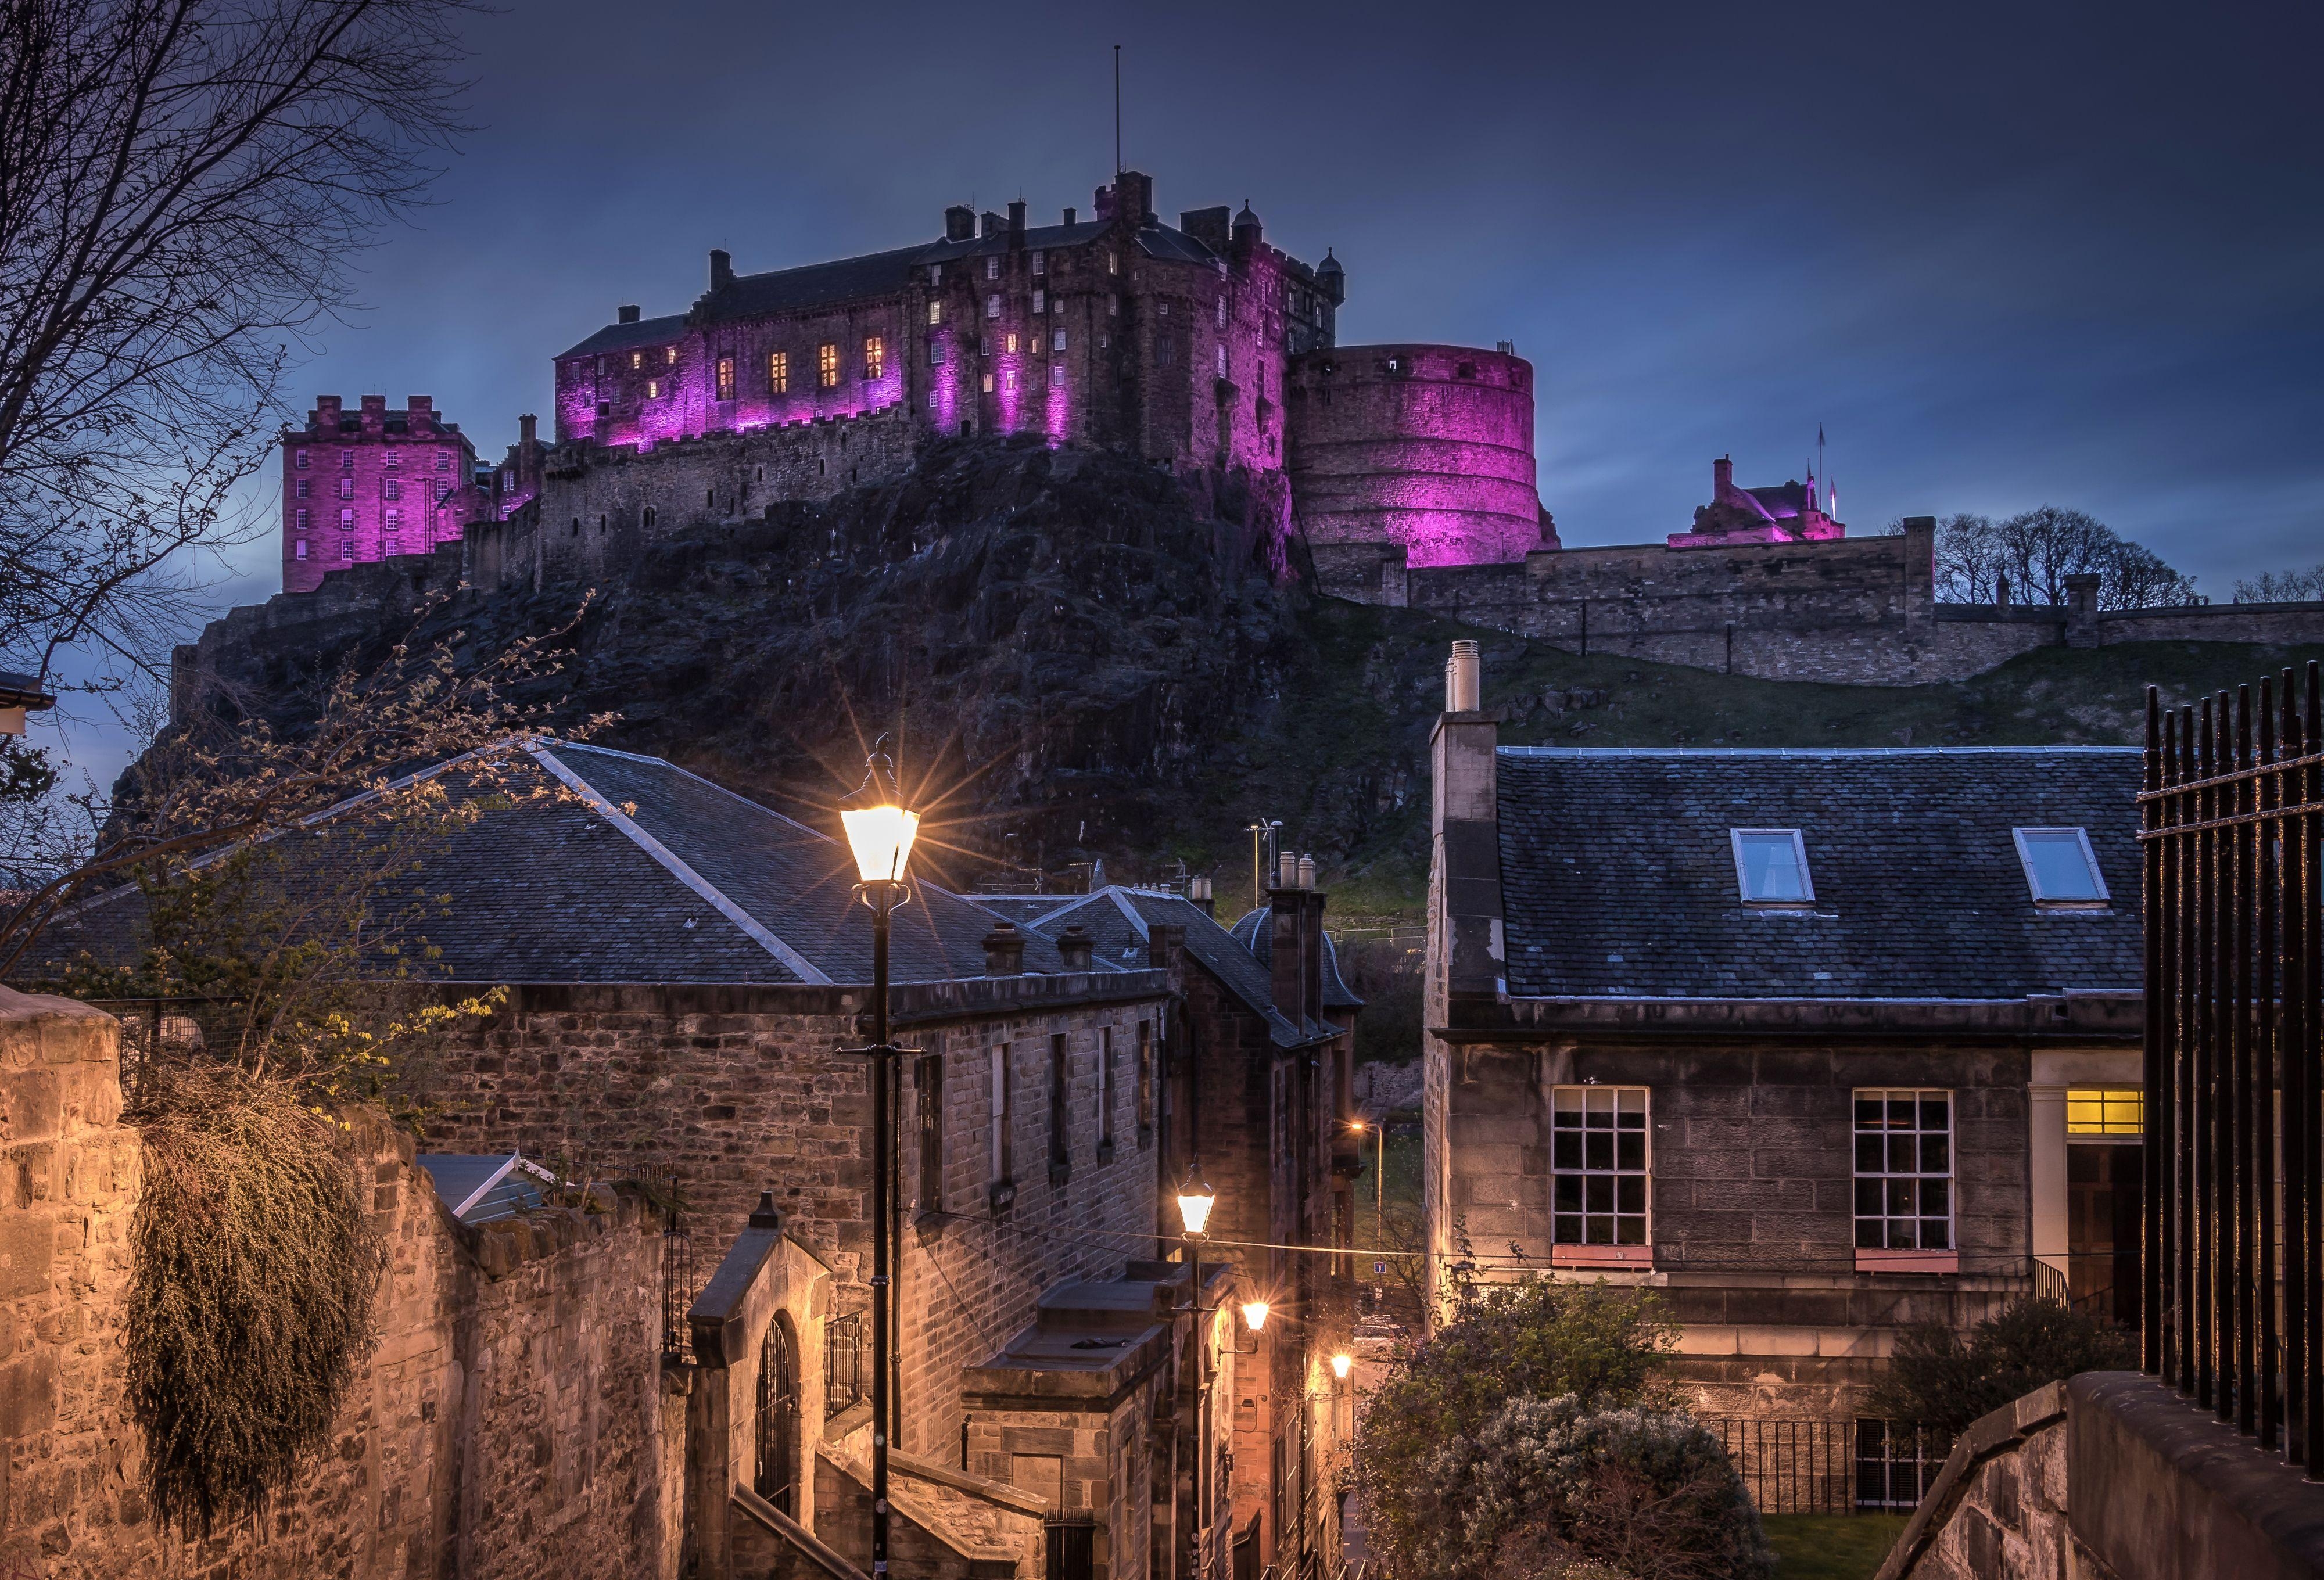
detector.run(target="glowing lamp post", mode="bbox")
[1330,1352,1354,1381]
[839,744,919,1580]
[1240,1299,1271,1334]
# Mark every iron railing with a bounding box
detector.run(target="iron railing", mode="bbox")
[2141,673,2324,1472]
[1705,1417,1949,1515]
[659,1183,694,1362]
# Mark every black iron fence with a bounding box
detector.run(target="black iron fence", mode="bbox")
[1705,1417,1949,1516]
[2142,671,2324,1472]
[659,1184,694,1362]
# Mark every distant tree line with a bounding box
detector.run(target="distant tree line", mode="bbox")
[2234,565,2324,604]
[1914,508,2203,611]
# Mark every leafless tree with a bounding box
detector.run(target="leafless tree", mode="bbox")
[2235,564,2324,604]
[0,0,471,717]
[1933,507,2200,611]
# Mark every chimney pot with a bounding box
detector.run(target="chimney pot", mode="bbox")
[618,304,640,324]
[1447,640,1482,712]
[1056,924,1094,971]
[982,922,1026,977]
[1297,854,1317,889]
[1277,850,1297,889]
[1063,206,1077,225]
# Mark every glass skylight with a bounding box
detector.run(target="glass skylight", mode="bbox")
[1731,829,1813,905]
[2015,827,2108,904]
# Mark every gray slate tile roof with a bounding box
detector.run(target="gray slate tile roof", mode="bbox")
[1493,747,2144,1001]
[555,312,691,361]
[1005,887,1344,1048]
[1225,908,1365,1012]
[35,742,1073,988]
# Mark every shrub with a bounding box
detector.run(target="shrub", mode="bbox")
[126,1069,390,1535]
[1350,1277,1674,1574]
[1868,1295,2136,1437]
[1418,1395,1774,1580]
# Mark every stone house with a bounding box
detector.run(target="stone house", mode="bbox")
[973,881,1367,1578]
[34,741,1245,1580]
[1423,645,2145,1450]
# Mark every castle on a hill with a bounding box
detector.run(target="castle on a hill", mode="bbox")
[274,168,2324,683]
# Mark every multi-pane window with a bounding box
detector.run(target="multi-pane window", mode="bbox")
[768,351,789,394]
[1731,829,1813,904]
[2067,1088,2143,1137]
[295,450,309,469]
[436,451,450,470]
[631,351,643,371]
[2014,828,2108,904]
[296,477,310,497]
[340,540,354,559]
[928,339,946,367]
[1216,345,1228,378]
[383,508,399,532]
[991,1043,1013,1186]
[293,540,309,559]
[1157,337,1175,367]
[1052,329,1066,352]
[1216,297,1228,329]
[981,374,994,394]
[1005,333,1018,354]
[339,450,353,469]
[1049,364,1065,389]
[1048,1033,1070,1172]
[863,337,885,379]
[928,300,943,325]
[665,346,677,365]
[1002,368,1017,393]
[646,379,660,399]
[383,448,399,468]
[1108,294,1118,317]
[296,508,310,530]
[986,294,1001,319]
[1107,253,1118,275]
[1854,1090,1952,1254]
[1550,1086,1649,1256]
[339,508,354,530]
[716,356,735,400]
[1098,1027,1114,1148]
[382,477,400,500]
[338,476,353,499]
[985,256,1000,281]
[927,264,942,288]
[1136,1020,1153,1132]
[817,343,838,388]
[1031,250,1045,275]
[1032,289,1046,314]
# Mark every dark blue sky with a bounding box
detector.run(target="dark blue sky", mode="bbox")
[274,0,2319,590]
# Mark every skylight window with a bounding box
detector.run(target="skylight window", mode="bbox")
[1731,829,1813,906]
[2014,828,2108,904]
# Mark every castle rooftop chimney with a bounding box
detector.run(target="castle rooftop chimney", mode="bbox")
[1063,206,1077,225]
[618,304,640,324]
[359,394,386,430]
[982,922,1025,976]
[945,204,975,242]
[1056,924,1094,971]
[981,210,1004,239]
[1007,199,1026,242]
[1713,454,1734,494]
[709,249,733,291]
[407,395,434,429]
[519,413,537,447]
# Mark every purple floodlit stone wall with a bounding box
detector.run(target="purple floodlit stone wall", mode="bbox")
[280,395,474,595]
[1285,344,1542,569]
[466,408,921,591]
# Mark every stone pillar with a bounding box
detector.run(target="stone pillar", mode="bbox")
[2065,573,2102,648]
[1901,516,1937,636]
[2028,1081,2070,1284]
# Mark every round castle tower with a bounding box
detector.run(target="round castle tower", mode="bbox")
[1285,343,1544,569]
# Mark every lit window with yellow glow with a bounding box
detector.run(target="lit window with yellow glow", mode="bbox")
[817,343,839,388]
[768,351,788,394]
[715,356,734,400]
[2067,1088,2143,1137]
[863,336,885,380]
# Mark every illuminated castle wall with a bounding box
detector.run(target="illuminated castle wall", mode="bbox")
[278,396,478,595]
[1284,343,1545,570]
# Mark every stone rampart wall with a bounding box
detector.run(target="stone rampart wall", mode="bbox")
[0,987,676,1580]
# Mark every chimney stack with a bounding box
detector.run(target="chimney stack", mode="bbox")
[945,204,975,242]
[982,922,1026,977]
[359,394,386,430]
[1063,206,1077,225]
[618,304,640,325]
[1713,454,1734,494]
[709,249,733,291]
[1446,639,1481,712]
[407,395,433,430]
[1056,924,1094,972]
[314,395,343,428]
[1007,199,1026,242]
[981,210,1004,239]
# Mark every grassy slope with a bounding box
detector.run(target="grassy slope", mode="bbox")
[1761,1514,1911,1580]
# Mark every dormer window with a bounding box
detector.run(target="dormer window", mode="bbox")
[2015,827,2108,905]
[1731,829,1813,906]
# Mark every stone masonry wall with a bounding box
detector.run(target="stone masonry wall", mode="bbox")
[411,981,1167,1470]
[1436,1036,2039,1418]
[0,987,677,1580]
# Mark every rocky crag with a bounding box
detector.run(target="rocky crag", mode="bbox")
[170,436,2324,911]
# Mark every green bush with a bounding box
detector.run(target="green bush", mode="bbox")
[1415,1396,1774,1580]
[1350,1277,1676,1575]
[1868,1295,2136,1436]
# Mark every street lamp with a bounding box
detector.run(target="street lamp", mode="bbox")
[1330,1352,1354,1381]
[1240,1299,1271,1334]
[1175,1169,1219,1577]
[840,741,918,1580]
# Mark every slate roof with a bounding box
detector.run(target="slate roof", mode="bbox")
[35,742,1075,988]
[968,895,1081,928]
[1225,908,1365,1011]
[1493,748,2144,1001]
[554,218,1239,363]
[554,311,691,362]
[1007,887,1348,1048]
